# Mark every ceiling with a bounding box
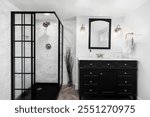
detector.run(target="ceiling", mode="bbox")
[8,0,148,20]
[36,13,58,21]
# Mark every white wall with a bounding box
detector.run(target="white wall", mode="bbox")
[75,16,126,89]
[63,19,76,85]
[76,16,126,58]
[0,0,20,100]
[124,0,150,100]
[75,1,150,100]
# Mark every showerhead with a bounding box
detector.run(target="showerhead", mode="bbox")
[43,21,50,27]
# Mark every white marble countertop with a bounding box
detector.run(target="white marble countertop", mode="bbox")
[78,57,137,61]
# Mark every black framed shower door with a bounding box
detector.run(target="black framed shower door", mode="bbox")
[11,11,63,100]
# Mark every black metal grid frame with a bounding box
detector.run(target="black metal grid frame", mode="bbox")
[11,11,64,100]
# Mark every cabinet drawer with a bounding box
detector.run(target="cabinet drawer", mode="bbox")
[118,78,132,85]
[117,86,133,94]
[80,69,99,76]
[80,61,99,68]
[81,77,98,85]
[116,61,137,68]
[80,86,98,95]
[100,61,116,68]
[118,70,136,77]
[80,61,116,68]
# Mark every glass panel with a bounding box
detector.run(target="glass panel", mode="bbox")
[31,26,34,41]
[15,58,21,73]
[25,74,31,89]
[32,43,34,57]
[25,26,31,41]
[31,14,34,25]
[15,90,22,99]
[15,14,21,24]
[15,26,21,40]
[25,58,31,73]
[15,74,32,89]
[59,24,63,86]
[13,13,34,100]
[36,13,58,83]
[25,42,31,57]
[15,74,21,88]
[25,14,31,24]
[15,42,21,56]
[32,59,34,73]
[24,89,31,100]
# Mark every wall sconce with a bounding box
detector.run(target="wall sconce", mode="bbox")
[114,24,122,33]
[80,24,85,32]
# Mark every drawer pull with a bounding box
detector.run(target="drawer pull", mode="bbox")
[100,73,103,75]
[107,63,110,66]
[124,72,127,75]
[90,63,93,66]
[125,81,128,83]
[124,63,127,66]
[90,89,92,92]
[90,81,92,83]
[90,72,93,75]
[124,89,127,92]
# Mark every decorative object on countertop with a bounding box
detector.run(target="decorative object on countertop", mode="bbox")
[65,47,74,87]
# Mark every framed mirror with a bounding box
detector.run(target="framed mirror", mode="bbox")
[89,18,111,49]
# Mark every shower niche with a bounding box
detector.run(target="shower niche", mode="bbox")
[11,12,63,100]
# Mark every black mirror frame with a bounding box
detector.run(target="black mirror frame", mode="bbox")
[89,18,111,49]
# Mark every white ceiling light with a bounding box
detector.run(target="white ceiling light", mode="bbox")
[8,0,149,19]
[44,13,51,16]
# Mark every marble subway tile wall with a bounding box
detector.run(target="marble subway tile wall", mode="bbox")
[63,19,76,85]
[0,0,20,99]
[36,19,58,83]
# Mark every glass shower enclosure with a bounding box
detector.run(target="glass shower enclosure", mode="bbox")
[11,11,63,100]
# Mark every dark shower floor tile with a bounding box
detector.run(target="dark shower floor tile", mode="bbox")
[34,83,60,100]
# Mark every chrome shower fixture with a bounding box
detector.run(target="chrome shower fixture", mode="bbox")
[43,21,50,27]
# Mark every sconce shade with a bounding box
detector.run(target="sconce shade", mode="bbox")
[114,24,121,33]
[80,24,85,32]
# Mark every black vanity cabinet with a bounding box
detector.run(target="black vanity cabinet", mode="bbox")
[79,60,137,100]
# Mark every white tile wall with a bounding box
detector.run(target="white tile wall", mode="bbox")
[0,0,20,100]
[36,19,58,83]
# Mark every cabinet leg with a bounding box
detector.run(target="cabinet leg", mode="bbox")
[133,95,137,100]
[79,95,82,100]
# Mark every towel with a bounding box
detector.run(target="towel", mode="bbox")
[123,38,134,54]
